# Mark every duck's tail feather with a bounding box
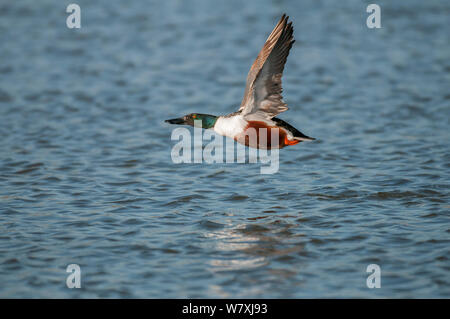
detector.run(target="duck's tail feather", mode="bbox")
[293,135,315,142]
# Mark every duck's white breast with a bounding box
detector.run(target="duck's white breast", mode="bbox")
[213,115,247,139]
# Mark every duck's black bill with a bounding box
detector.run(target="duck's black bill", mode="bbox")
[165,117,185,125]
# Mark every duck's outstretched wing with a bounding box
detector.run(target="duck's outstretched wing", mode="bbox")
[238,14,295,120]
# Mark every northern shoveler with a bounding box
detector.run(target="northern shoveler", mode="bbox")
[166,14,315,149]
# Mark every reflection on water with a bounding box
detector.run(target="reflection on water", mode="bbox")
[204,218,307,297]
[0,0,449,298]
[206,221,304,272]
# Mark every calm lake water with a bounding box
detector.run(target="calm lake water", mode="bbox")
[0,0,449,298]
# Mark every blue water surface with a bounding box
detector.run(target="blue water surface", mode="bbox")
[0,0,449,298]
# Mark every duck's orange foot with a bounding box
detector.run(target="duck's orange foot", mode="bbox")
[284,136,300,146]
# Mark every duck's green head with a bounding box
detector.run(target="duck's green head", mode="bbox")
[165,113,217,129]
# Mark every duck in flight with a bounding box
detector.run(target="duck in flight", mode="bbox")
[166,14,314,149]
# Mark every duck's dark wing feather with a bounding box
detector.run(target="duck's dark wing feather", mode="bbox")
[271,117,315,141]
[238,14,295,120]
